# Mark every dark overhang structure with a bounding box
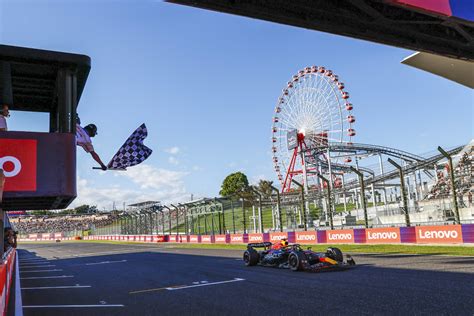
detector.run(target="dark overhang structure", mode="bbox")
[0,45,90,132]
[166,0,474,61]
[0,45,91,210]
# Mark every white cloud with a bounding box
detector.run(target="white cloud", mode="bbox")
[164,146,180,155]
[168,156,179,165]
[71,164,189,209]
[192,165,203,171]
[250,174,266,185]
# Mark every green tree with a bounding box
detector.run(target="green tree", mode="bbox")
[257,179,274,199]
[74,205,92,214]
[219,172,249,198]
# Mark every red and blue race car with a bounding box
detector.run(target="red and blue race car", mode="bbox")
[243,241,355,272]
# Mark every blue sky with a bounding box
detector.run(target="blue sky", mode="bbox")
[1,0,472,209]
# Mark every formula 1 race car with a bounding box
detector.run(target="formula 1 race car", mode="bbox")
[243,242,355,272]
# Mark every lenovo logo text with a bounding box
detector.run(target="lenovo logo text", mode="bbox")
[367,232,398,240]
[328,233,352,240]
[419,230,458,239]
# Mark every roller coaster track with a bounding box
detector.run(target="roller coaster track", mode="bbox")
[307,160,375,176]
[337,145,464,191]
[305,142,425,163]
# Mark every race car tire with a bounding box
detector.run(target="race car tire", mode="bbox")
[326,247,343,262]
[288,252,305,271]
[243,249,259,266]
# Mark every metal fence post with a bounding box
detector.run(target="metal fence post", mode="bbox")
[388,158,410,227]
[163,206,172,235]
[350,166,368,228]
[215,199,226,234]
[291,179,307,231]
[251,188,264,233]
[317,174,333,230]
[171,204,179,235]
[438,146,460,224]
[241,197,247,234]
[270,186,282,232]
[230,199,236,234]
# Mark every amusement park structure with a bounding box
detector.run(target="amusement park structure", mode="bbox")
[272,66,423,192]
[271,65,471,226]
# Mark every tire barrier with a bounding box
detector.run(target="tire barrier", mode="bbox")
[76,224,474,245]
[0,248,16,316]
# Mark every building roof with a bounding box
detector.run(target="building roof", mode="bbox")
[401,52,474,89]
[128,201,161,207]
[0,44,91,112]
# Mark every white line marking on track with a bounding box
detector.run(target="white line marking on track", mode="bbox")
[166,278,245,291]
[21,285,91,290]
[23,305,124,308]
[20,275,74,280]
[20,269,63,273]
[85,260,127,265]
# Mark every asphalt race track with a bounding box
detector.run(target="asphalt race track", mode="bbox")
[18,242,474,316]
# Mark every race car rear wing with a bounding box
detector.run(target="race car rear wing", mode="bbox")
[247,242,272,249]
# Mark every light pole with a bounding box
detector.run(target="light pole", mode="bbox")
[317,174,333,230]
[350,166,368,228]
[291,179,307,231]
[438,146,460,224]
[270,185,283,232]
[251,188,264,233]
[388,158,410,227]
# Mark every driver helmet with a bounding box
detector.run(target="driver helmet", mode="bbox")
[280,238,288,247]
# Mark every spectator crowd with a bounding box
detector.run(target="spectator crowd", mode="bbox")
[10,213,120,235]
[426,148,473,204]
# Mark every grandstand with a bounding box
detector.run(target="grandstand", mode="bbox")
[10,213,119,235]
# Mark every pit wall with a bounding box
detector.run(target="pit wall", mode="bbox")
[74,224,474,245]
[0,248,16,316]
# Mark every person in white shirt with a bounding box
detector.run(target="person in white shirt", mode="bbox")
[0,105,9,131]
[76,123,107,170]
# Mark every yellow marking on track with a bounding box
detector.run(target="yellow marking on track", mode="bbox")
[129,284,184,295]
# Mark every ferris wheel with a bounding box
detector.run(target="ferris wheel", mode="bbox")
[271,66,356,192]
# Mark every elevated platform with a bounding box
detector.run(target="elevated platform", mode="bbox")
[0,45,91,210]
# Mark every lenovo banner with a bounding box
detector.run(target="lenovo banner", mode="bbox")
[230,234,244,244]
[248,234,264,243]
[189,235,200,243]
[365,227,401,244]
[326,229,355,243]
[415,225,463,244]
[214,234,227,244]
[295,231,317,244]
[269,232,288,242]
[201,235,212,243]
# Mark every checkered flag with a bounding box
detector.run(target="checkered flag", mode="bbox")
[107,124,152,170]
